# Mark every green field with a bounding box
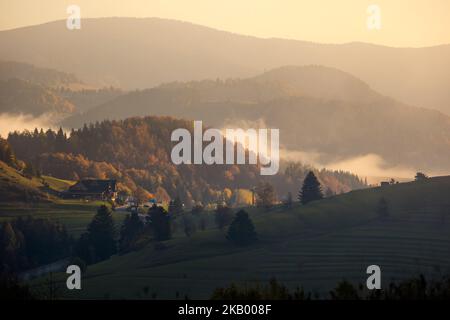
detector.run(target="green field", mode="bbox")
[35,176,450,299]
[0,200,126,237]
[0,161,126,237]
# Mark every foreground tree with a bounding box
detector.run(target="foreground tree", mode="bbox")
[147,204,171,241]
[86,205,117,261]
[119,212,144,253]
[298,171,323,205]
[226,210,257,246]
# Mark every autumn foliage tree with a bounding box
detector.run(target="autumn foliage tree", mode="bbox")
[255,182,277,209]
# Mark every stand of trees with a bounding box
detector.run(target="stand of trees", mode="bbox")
[212,275,450,300]
[147,204,172,241]
[0,136,17,168]
[0,217,72,274]
[255,182,277,209]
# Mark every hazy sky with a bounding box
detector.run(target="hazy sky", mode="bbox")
[0,0,449,47]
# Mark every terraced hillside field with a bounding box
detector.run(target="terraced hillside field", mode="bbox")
[41,176,450,299]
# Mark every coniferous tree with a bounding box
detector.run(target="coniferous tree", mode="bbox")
[226,210,257,246]
[119,212,144,253]
[147,204,171,241]
[298,171,323,205]
[87,205,117,261]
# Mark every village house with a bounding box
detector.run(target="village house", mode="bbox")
[62,179,117,201]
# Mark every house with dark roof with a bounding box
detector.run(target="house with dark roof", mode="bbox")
[63,179,117,200]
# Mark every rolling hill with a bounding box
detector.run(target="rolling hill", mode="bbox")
[0,18,449,114]
[0,160,50,203]
[0,78,76,116]
[0,61,124,116]
[8,116,366,205]
[62,66,450,174]
[44,175,450,299]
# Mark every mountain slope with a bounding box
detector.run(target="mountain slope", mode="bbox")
[0,160,49,202]
[0,18,449,114]
[62,66,450,173]
[0,60,83,88]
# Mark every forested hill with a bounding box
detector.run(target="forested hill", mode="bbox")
[0,78,76,116]
[7,116,365,205]
[62,66,450,173]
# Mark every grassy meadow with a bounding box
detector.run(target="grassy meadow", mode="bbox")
[32,176,450,299]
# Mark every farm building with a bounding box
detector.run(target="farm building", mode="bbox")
[62,179,117,200]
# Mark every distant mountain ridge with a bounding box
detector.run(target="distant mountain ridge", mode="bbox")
[0,18,449,114]
[62,65,450,173]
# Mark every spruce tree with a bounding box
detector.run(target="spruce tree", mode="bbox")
[299,171,323,205]
[119,212,144,253]
[226,210,257,246]
[87,205,117,261]
[147,204,171,241]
